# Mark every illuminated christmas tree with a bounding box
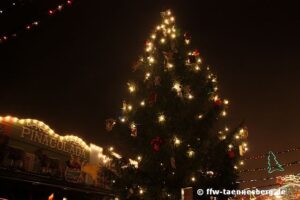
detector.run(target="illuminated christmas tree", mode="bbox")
[267,151,284,174]
[105,10,248,199]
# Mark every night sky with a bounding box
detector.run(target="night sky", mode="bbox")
[1,1,300,188]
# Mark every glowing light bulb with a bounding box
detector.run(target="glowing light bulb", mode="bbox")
[170,16,175,21]
[235,135,240,139]
[130,122,136,129]
[158,114,165,123]
[240,161,244,165]
[224,99,229,105]
[151,34,156,39]
[164,19,170,24]
[198,114,203,119]
[234,165,238,170]
[5,116,11,122]
[172,82,181,92]
[187,149,195,157]
[195,65,200,71]
[160,38,166,43]
[221,110,227,116]
[148,56,155,63]
[127,104,132,111]
[109,147,114,151]
[188,94,194,99]
[171,33,176,38]
[140,101,145,106]
[228,144,233,149]
[139,189,144,195]
[120,117,126,123]
[174,137,181,146]
[191,176,196,182]
[167,10,171,15]
[167,63,173,69]
[137,156,142,161]
[145,72,151,80]
[197,58,202,63]
[128,83,136,93]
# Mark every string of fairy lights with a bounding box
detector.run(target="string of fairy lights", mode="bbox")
[0,0,74,44]
[244,147,300,161]
[0,1,20,14]
[0,115,139,168]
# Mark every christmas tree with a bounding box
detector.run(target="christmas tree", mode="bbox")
[104,10,249,199]
[267,151,284,174]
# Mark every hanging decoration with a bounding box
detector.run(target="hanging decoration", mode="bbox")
[170,157,176,169]
[228,149,235,159]
[148,91,157,105]
[105,118,116,132]
[130,123,137,137]
[150,136,163,152]
[154,76,161,86]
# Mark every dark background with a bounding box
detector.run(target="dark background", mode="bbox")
[1,0,299,188]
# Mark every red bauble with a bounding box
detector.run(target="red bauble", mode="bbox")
[151,136,163,152]
[214,99,222,107]
[193,50,200,56]
[228,150,235,159]
[148,92,157,105]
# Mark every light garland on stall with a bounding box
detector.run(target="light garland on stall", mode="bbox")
[0,115,137,167]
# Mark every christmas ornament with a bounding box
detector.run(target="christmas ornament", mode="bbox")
[148,92,157,105]
[186,50,200,65]
[239,145,245,156]
[151,136,163,152]
[184,32,191,44]
[214,98,222,107]
[130,123,137,137]
[132,60,142,71]
[154,76,161,86]
[122,100,127,112]
[184,85,192,99]
[170,157,176,169]
[228,149,235,159]
[105,118,116,132]
[163,51,174,64]
[170,40,178,52]
[193,50,200,56]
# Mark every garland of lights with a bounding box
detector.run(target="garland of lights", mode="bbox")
[0,115,138,167]
[0,0,74,44]
[244,147,300,161]
[239,160,300,173]
[0,1,19,15]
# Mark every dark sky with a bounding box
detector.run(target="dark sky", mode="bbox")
[1,0,300,188]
